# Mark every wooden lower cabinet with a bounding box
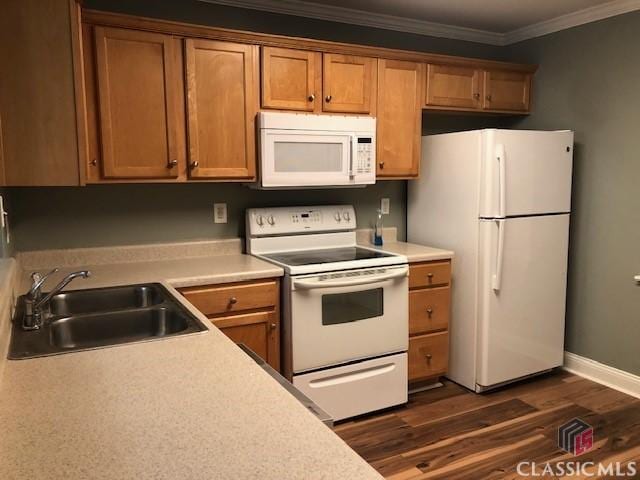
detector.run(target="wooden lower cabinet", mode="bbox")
[408,332,449,382]
[408,260,452,384]
[179,278,281,371]
[213,311,279,371]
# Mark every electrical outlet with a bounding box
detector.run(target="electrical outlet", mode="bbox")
[381,198,390,215]
[214,203,227,224]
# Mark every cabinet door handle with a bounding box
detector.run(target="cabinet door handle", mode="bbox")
[90,158,98,167]
[308,94,315,102]
[325,95,332,102]
[486,94,492,101]
[190,161,199,169]
[426,307,433,317]
[473,93,480,100]
[379,161,385,169]
[167,159,178,168]
[270,323,277,330]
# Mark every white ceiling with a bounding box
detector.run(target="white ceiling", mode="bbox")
[311,0,611,33]
[201,0,640,44]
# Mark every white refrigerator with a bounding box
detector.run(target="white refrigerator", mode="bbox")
[408,129,574,392]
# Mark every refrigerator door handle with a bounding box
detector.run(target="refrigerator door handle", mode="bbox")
[496,144,506,218]
[492,220,505,291]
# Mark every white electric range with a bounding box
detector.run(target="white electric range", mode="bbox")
[246,205,409,421]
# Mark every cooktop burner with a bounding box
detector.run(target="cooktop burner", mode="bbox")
[263,246,395,266]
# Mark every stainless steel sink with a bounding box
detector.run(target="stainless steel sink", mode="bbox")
[9,283,207,359]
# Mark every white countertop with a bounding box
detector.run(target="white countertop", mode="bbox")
[361,241,454,263]
[0,253,380,480]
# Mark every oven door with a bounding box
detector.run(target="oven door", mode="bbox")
[290,265,409,373]
[260,129,353,188]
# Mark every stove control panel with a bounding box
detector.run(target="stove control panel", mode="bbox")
[247,205,356,236]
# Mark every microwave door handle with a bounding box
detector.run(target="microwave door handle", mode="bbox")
[349,137,355,179]
[293,267,408,290]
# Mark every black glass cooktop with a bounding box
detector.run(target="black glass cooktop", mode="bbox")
[263,247,395,266]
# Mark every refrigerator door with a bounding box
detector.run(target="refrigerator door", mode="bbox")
[479,130,574,218]
[476,214,569,389]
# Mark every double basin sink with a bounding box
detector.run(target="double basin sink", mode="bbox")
[9,283,207,359]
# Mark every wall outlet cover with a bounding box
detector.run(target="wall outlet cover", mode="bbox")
[381,198,390,215]
[214,203,228,224]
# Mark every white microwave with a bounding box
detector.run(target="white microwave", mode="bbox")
[256,112,376,189]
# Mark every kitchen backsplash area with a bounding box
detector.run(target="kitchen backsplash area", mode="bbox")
[5,181,406,252]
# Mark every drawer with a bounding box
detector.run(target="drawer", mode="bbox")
[180,279,278,316]
[409,286,450,335]
[409,261,451,289]
[408,332,449,382]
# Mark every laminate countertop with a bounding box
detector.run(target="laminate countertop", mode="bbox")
[0,254,381,480]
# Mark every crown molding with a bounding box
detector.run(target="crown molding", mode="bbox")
[197,0,505,45]
[504,0,640,44]
[199,0,640,46]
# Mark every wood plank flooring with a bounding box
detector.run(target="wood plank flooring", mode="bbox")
[335,371,640,479]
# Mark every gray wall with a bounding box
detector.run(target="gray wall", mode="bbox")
[7,0,509,252]
[505,13,640,375]
[8,182,405,250]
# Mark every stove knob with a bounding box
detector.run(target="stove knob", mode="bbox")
[334,212,342,222]
[256,215,264,227]
[343,211,351,222]
[267,215,275,226]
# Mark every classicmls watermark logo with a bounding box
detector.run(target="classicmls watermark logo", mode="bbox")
[558,418,594,456]
[516,418,638,477]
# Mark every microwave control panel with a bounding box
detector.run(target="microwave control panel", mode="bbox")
[355,137,374,175]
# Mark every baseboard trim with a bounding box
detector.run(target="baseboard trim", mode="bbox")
[563,351,640,399]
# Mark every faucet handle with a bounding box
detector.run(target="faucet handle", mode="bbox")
[28,268,59,298]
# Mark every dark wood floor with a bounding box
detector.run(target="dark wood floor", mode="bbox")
[335,371,640,479]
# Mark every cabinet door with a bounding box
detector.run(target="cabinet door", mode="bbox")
[94,27,183,179]
[483,70,531,112]
[377,59,423,178]
[425,64,481,109]
[185,39,258,180]
[261,47,320,111]
[322,54,376,114]
[214,311,280,371]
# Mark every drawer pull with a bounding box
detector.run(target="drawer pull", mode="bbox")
[426,307,433,317]
[427,273,434,281]
[229,297,238,305]
[426,353,433,364]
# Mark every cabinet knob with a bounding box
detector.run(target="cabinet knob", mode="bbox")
[325,95,332,103]
[426,307,433,317]
[379,161,385,169]
[90,158,97,167]
[190,161,199,169]
[473,93,480,100]
[229,297,238,305]
[427,273,434,282]
[486,94,492,101]
[308,94,315,102]
[167,159,178,168]
[270,323,277,330]
[426,353,433,363]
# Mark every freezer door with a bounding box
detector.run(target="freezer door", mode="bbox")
[479,130,574,218]
[476,215,569,388]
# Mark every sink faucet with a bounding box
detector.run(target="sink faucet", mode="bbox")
[23,269,91,330]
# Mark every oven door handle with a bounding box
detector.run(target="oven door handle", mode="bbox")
[293,267,408,290]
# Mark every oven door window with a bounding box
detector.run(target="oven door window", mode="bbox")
[322,288,384,325]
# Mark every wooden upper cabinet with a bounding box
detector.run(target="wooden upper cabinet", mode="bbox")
[322,54,376,114]
[261,47,320,111]
[94,27,184,179]
[376,59,423,178]
[483,70,531,112]
[425,64,481,110]
[185,39,258,180]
